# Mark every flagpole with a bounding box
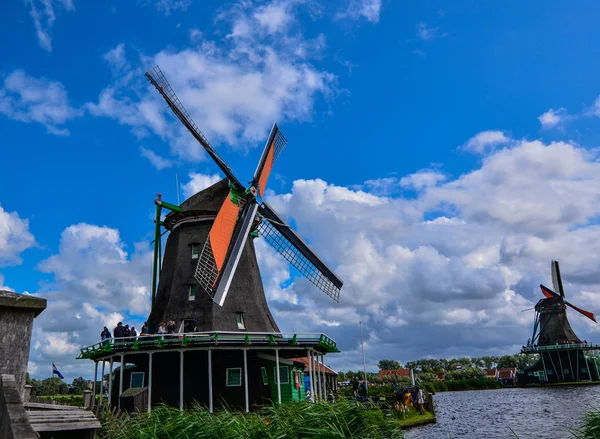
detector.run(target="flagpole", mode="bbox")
[360,321,368,396]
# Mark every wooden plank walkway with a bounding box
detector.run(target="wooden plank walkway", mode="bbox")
[26,408,101,433]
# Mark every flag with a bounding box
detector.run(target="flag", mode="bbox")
[456,364,462,370]
[52,363,64,379]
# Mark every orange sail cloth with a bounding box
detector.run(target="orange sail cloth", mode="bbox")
[540,284,557,299]
[258,139,275,198]
[209,194,240,276]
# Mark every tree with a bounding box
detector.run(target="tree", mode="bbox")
[377,359,402,370]
[71,377,89,395]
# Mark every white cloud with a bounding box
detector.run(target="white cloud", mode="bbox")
[336,0,382,23]
[250,136,600,370]
[538,107,569,129]
[37,223,152,313]
[25,0,75,52]
[461,130,510,154]
[0,70,80,135]
[140,147,174,170]
[416,22,439,41]
[182,173,222,198]
[88,1,336,162]
[0,274,13,291]
[154,0,191,15]
[0,204,36,267]
[103,43,127,72]
[399,170,446,190]
[589,96,600,117]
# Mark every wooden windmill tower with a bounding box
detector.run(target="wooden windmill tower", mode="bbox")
[78,66,343,413]
[520,261,600,384]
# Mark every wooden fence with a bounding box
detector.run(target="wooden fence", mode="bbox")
[0,374,37,439]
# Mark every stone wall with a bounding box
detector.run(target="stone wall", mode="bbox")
[0,374,37,439]
[0,290,46,394]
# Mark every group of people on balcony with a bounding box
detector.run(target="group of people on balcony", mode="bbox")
[100,320,185,342]
[524,339,591,350]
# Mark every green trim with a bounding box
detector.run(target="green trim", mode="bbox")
[226,368,242,387]
[159,200,182,212]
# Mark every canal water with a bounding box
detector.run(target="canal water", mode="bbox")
[407,386,600,438]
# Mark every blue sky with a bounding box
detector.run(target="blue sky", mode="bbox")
[3,0,600,381]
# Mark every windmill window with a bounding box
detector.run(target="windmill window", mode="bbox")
[226,368,242,387]
[191,244,200,259]
[130,372,145,389]
[189,285,196,301]
[236,313,245,330]
[274,366,289,384]
[261,367,268,385]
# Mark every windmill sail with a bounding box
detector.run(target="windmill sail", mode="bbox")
[540,284,596,323]
[551,260,565,297]
[253,123,288,198]
[257,202,343,302]
[145,66,243,191]
[564,300,597,323]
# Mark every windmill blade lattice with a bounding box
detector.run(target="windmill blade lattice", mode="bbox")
[257,204,342,302]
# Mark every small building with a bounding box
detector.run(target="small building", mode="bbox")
[485,368,497,380]
[497,367,517,384]
[292,357,338,394]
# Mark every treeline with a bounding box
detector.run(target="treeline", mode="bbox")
[27,375,92,396]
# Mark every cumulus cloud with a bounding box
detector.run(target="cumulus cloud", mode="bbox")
[87,0,336,162]
[37,223,152,313]
[538,107,569,129]
[461,130,510,154]
[0,204,36,267]
[249,137,600,370]
[140,147,174,170]
[336,0,382,23]
[416,22,440,41]
[154,0,191,15]
[182,173,222,198]
[25,0,75,52]
[0,69,80,135]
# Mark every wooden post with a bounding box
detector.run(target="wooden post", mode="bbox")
[243,349,249,413]
[567,350,574,379]
[108,357,113,407]
[92,361,98,408]
[275,348,281,404]
[540,352,548,382]
[148,353,153,414]
[208,349,213,413]
[576,350,580,381]
[557,351,565,381]
[585,352,592,380]
[180,350,184,411]
[119,354,124,409]
[100,360,106,407]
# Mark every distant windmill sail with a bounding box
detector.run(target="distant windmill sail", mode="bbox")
[551,260,565,297]
[539,282,596,323]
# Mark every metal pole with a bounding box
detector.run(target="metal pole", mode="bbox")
[148,353,153,413]
[360,321,368,395]
[321,354,326,400]
[568,350,574,379]
[312,349,319,402]
[119,354,124,409]
[100,360,106,407]
[208,350,213,413]
[180,350,184,411]
[548,351,560,381]
[92,361,98,408]
[243,349,249,413]
[577,350,580,381]
[276,348,282,404]
[308,349,314,401]
[108,357,113,407]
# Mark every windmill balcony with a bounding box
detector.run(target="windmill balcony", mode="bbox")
[521,342,600,354]
[78,331,339,361]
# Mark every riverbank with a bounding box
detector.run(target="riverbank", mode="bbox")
[421,378,503,393]
[397,409,436,428]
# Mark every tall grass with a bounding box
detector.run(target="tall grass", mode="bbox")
[99,401,405,439]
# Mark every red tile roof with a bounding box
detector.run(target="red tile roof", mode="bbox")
[497,367,517,379]
[291,357,337,375]
[378,369,411,378]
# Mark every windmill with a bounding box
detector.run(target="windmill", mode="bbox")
[519,260,600,384]
[144,66,342,312]
[76,66,344,413]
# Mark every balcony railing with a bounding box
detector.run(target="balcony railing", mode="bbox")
[78,331,339,360]
[521,342,600,353]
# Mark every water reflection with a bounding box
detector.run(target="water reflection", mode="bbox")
[408,387,600,438]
